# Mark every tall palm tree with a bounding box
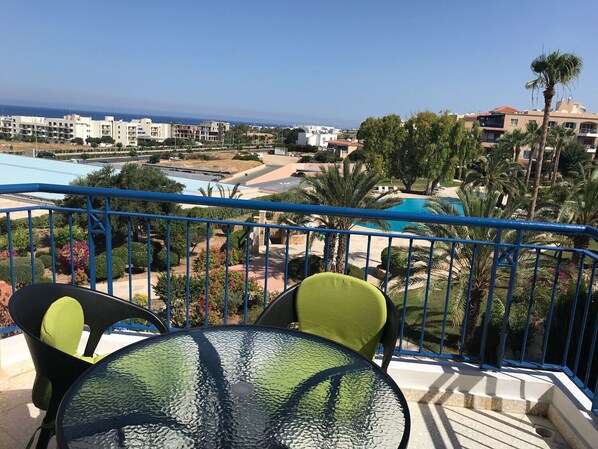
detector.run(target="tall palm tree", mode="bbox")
[524,121,541,185]
[199,182,242,199]
[558,165,598,252]
[500,129,528,162]
[403,189,524,349]
[463,152,525,208]
[300,158,402,273]
[525,51,583,220]
[548,125,576,187]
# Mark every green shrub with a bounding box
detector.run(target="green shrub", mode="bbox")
[54,226,86,248]
[227,229,248,251]
[0,228,36,255]
[130,242,152,269]
[38,253,53,269]
[346,264,366,280]
[154,249,180,271]
[287,255,325,280]
[380,246,410,276]
[0,257,45,286]
[86,253,126,281]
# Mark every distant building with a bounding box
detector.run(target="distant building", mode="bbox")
[198,121,230,141]
[297,132,338,149]
[464,100,598,160]
[131,118,171,142]
[1,114,93,142]
[295,124,340,135]
[173,124,199,141]
[326,139,362,159]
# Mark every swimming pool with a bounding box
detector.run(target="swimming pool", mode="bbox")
[360,197,463,232]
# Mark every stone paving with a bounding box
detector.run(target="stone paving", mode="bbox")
[0,369,571,449]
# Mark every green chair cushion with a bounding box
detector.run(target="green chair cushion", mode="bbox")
[295,273,387,360]
[40,296,84,356]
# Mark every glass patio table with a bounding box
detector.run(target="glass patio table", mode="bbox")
[56,325,410,448]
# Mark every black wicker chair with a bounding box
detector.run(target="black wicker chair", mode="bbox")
[254,274,399,371]
[9,283,168,449]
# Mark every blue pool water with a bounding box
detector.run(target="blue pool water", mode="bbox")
[360,197,463,232]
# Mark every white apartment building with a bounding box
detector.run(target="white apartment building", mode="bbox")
[131,118,172,142]
[0,114,92,142]
[295,124,340,135]
[297,131,338,149]
[198,121,230,141]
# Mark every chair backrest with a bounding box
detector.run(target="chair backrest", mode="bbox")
[9,283,168,418]
[296,272,387,360]
[255,273,399,370]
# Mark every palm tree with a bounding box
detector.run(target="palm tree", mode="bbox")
[403,189,524,349]
[548,125,576,187]
[524,121,541,185]
[199,182,242,199]
[500,129,528,162]
[558,165,598,252]
[525,51,583,220]
[463,152,524,208]
[300,158,402,273]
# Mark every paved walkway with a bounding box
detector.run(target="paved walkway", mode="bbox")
[0,370,570,449]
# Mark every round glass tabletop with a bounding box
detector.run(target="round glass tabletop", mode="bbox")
[57,326,410,448]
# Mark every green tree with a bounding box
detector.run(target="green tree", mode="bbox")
[299,159,402,273]
[463,152,524,208]
[358,114,410,186]
[71,137,84,145]
[404,189,525,349]
[61,164,184,244]
[559,141,590,176]
[283,128,304,145]
[100,135,115,144]
[525,51,583,220]
[558,166,598,252]
[548,125,576,187]
[499,129,528,162]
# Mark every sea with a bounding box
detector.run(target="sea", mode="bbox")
[0,104,285,127]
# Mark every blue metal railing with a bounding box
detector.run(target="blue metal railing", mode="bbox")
[0,183,597,413]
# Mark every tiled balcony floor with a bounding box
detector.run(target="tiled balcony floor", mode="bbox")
[0,370,571,449]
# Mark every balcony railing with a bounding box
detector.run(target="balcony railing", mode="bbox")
[0,183,597,414]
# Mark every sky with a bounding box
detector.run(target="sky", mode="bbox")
[1,0,597,128]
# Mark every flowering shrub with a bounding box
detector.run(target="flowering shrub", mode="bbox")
[73,268,89,286]
[0,280,14,329]
[193,248,242,272]
[59,242,90,272]
[0,250,16,261]
[154,267,265,327]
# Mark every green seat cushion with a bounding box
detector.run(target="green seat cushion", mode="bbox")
[40,296,84,356]
[295,273,387,360]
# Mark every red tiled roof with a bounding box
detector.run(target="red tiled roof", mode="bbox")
[492,106,519,113]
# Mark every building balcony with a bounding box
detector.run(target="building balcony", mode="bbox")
[0,183,596,448]
[578,129,598,137]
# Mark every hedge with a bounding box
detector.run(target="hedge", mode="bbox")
[0,257,45,286]
[86,253,126,281]
[153,249,180,271]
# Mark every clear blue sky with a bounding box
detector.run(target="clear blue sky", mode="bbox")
[2,0,597,128]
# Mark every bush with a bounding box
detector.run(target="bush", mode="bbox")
[380,246,410,276]
[0,228,36,255]
[0,257,45,286]
[86,253,126,281]
[38,253,53,269]
[346,264,366,280]
[113,242,152,271]
[227,229,248,251]
[232,153,263,162]
[153,249,180,271]
[287,255,325,280]
[58,242,90,272]
[54,226,87,248]
[194,247,242,272]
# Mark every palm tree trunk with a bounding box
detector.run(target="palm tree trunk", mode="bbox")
[551,146,562,187]
[527,88,554,220]
[335,233,348,274]
[524,151,534,184]
[326,233,338,272]
[464,289,485,351]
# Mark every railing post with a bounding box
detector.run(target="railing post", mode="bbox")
[104,197,113,295]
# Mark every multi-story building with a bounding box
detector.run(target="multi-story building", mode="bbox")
[297,131,338,149]
[464,100,598,160]
[0,114,93,142]
[198,121,230,142]
[295,124,340,135]
[173,124,199,141]
[132,118,171,142]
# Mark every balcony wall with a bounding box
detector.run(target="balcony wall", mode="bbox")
[0,183,597,422]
